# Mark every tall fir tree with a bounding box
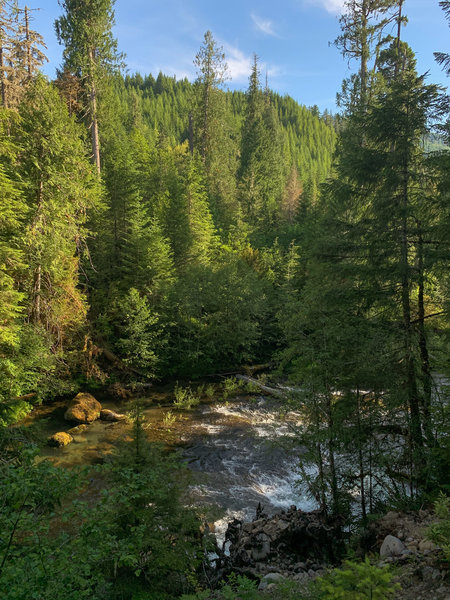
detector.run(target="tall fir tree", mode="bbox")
[55,0,122,173]
[192,31,239,234]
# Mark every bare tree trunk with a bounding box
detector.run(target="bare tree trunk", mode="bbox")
[31,173,44,324]
[400,147,424,482]
[88,48,101,174]
[188,112,194,154]
[356,390,367,519]
[0,45,6,107]
[416,226,434,448]
[24,6,31,77]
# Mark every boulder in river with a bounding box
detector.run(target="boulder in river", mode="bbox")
[100,409,127,422]
[67,424,89,436]
[48,432,73,447]
[64,392,101,424]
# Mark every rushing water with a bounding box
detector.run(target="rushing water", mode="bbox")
[28,392,317,539]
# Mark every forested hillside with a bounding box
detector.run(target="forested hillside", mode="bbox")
[0,5,338,423]
[0,0,449,598]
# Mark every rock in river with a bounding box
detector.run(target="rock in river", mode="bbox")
[100,409,127,422]
[67,424,89,436]
[64,392,102,424]
[48,432,73,447]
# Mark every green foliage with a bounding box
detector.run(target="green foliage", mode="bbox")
[314,558,399,600]
[163,410,177,427]
[181,574,313,600]
[221,377,241,400]
[426,492,450,561]
[182,574,261,600]
[113,287,164,377]
[204,383,216,399]
[0,418,204,599]
[173,383,200,410]
[167,254,270,376]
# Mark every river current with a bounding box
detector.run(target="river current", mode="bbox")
[30,392,317,540]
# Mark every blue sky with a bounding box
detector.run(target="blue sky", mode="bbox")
[32,0,448,111]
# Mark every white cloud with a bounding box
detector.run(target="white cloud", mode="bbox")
[251,13,277,36]
[221,42,282,85]
[223,43,253,82]
[304,0,346,14]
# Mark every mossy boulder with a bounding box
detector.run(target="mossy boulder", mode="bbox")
[64,393,102,424]
[48,432,73,447]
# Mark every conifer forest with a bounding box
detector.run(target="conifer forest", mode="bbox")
[0,1,449,599]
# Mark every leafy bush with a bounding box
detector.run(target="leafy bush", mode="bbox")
[173,383,200,410]
[0,418,204,599]
[163,410,177,427]
[205,383,216,399]
[221,377,241,400]
[314,558,399,599]
[426,492,450,561]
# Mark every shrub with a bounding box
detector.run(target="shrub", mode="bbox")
[221,377,241,400]
[426,492,450,561]
[314,558,399,600]
[173,383,200,410]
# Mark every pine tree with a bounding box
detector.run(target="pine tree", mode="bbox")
[17,76,101,350]
[239,55,285,239]
[164,149,218,270]
[0,109,25,348]
[334,0,398,108]
[55,0,123,173]
[0,2,46,109]
[434,1,450,75]
[192,31,239,234]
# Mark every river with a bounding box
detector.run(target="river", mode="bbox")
[27,390,317,541]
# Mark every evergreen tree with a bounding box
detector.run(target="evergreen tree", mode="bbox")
[239,55,285,239]
[164,149,218,270]
[434,1,450,76]
[17,76,101,351]
[192,31,239,234]
[0,109,25,349]
[55,0,122,173]
[0,1,46,109]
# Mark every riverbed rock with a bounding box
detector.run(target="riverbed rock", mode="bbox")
[64,392,101,424]
[258,572,285,590]
[67,424,89,436]
[251,533,271,561]
[100,409,127,422]
[224,506,343,576]
[380,535,405,558]
[48,432,73,447]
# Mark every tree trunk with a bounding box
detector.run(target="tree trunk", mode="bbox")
[88,48,101,174]
[416,226,434,448]
[25,6,32,77]
[188,112,194,154]
[31,173,44,324]
[0,45,6,107]
[356,390,367,519]
[399,136,424,480]
[326,394,339,515]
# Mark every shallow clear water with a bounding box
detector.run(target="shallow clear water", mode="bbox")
[27,392,317,535]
